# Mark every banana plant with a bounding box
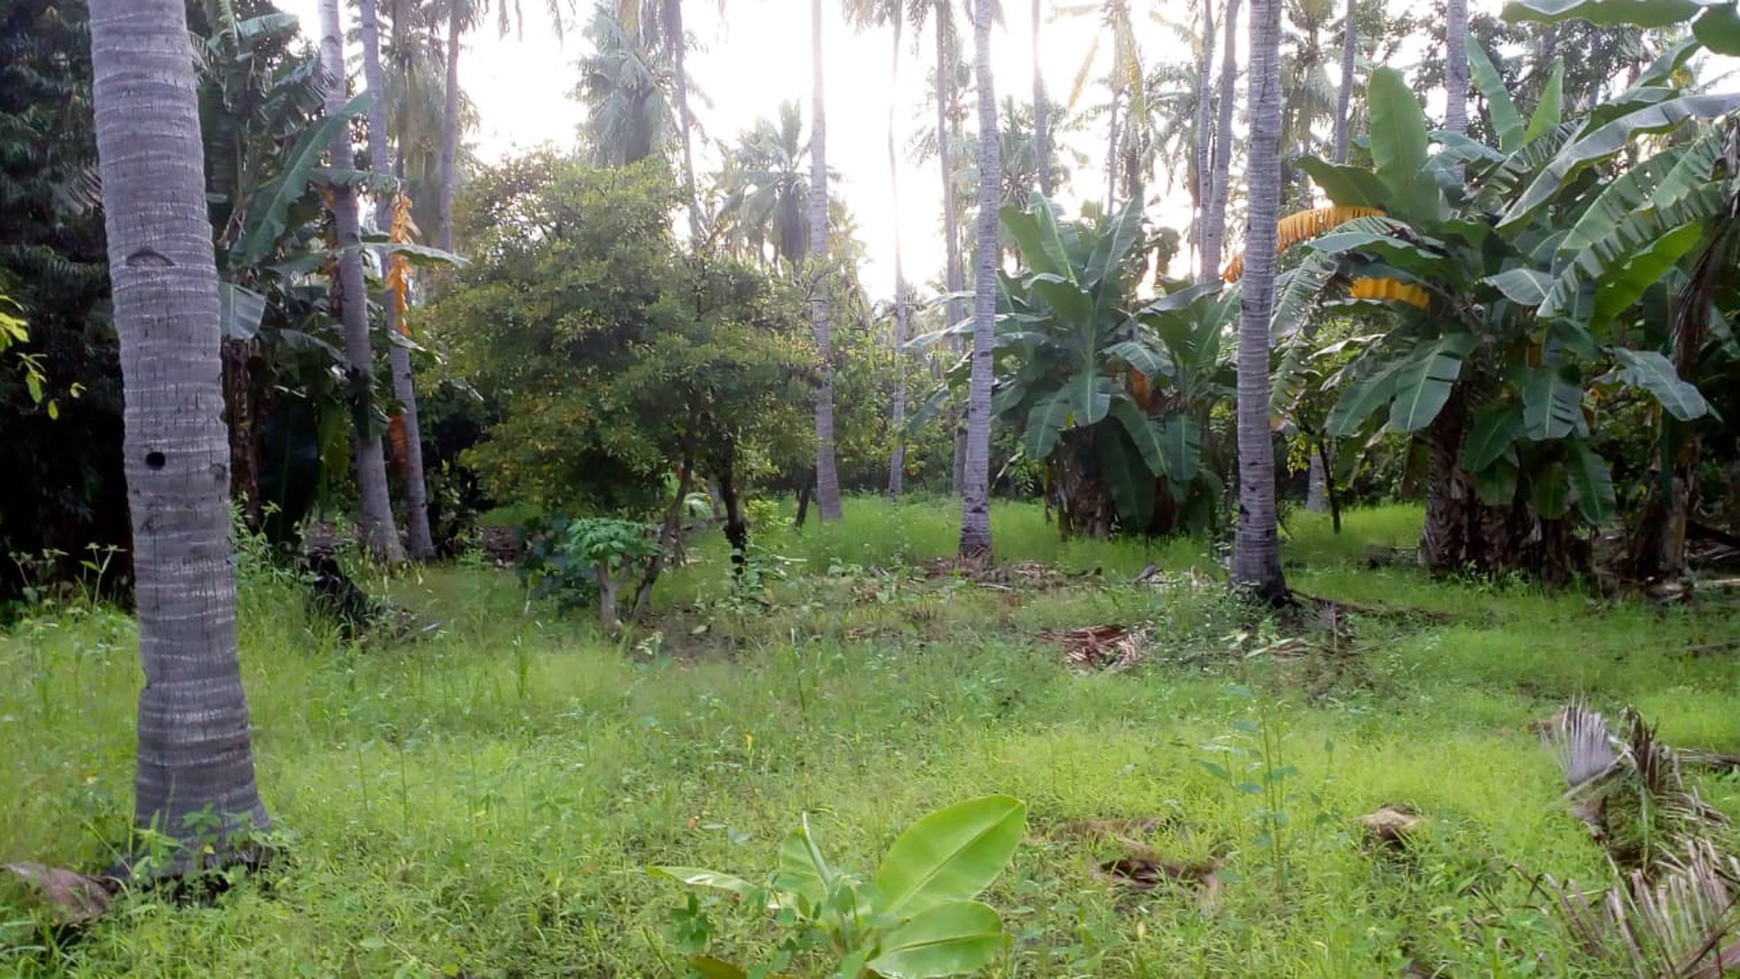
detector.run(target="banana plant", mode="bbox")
[1505,0,1740,57]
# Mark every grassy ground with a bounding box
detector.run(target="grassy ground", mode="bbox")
[4,499,1739,977]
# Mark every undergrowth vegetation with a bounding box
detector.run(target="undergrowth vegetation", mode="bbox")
[4,500,1740,976]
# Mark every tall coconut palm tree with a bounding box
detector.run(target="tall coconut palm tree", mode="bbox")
[615,0,703,239]
[809,0,844,522]
[88,0,269,854]
[1032,0,1051,196]
[958,0,998,558]
[926,0,970,494]
[360,0,436,560]
[1200,0,1241,282]
[1194,0,1216,265]
[1332,0,1355,162]
[576,8,675,166]
[843,0,915,499]
[321,0,405,563]
[1230,0,1286,602]
[1444,0,1468,135]
[717,103,812,269]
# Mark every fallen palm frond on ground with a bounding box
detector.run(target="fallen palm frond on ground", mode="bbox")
[1039,625,1149,672]
[1532,702,1740,977]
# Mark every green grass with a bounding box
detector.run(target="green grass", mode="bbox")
[4,499,1739,976]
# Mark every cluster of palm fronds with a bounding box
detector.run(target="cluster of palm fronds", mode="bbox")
[1534,702,1740,977]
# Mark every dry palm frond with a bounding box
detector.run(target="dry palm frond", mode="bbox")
[1542,840,1740,978]
[1348,277,1429,308]
[1221,205,1386,282]
[1041,625,1149,672]
[1554,699,1621,792]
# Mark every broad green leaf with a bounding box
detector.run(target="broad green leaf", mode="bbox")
[1612,348,1709,420]
[1368,68,1429,194]
[1104,339,1172,378]
[874,795,1027,916]
[1502,0,1703,28]
[1521,365,1586,439]
[219,282,267,341]
[1088,198,1146,288]
[1031,193,1077,283]
[1467,38,1525,151]
[1272,254,1339,341]
[233,90,375,266]
[1565,440,1617,524]
[775,825,826,908]
[1484,268,1552,307]
[1504,93,1740,229]
[1530,461,1572,519]
[1157,415,1203,483]
[1588,222,1706,330]
[1475,454,1521,505]
[1000,203,1065,279]
[1296,157,1389,208]
[1111,398,1167,477]
[866,900,1003,979]
[1066,373,1113,427]
[1524,59,1564,143]
[1023,392,1071,460]
[1098,425,1157,525]
[1326,355,1405,437]
[686,957,751,979]
[1388,334,1475,433]
[1462,404,1526,472]
[1030,274,1093,325]
[649,867,756,897]
[360,241,468,269]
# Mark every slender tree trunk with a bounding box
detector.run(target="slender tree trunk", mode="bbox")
[959,0,1000,559]
[89,0,269,857]
[937,1,968,497]
[1444,0,1468,135]
[1306,450,1329,513]
[1032,0,1052,197]
[668,0,702,242]
[438,5,462,252]
[1105,88,1121,213]
[887,15,909,501]
[809,0,844,521]
[1193,0,1216,271]
[1230,0,1287,603]
[320,0,405,563]
[1333,0,1356,162]
[1200,0,1242,283]
[361,0,435,559]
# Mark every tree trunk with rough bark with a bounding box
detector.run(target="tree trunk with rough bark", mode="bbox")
[959,0,999,559]
[1193,0,1216,272]
[887,13,908,501]
[360,0,435,559]
[89,0,270,858]
[1200,0,1242,283]
[1444,0,1468,135]
[1032,0,1051,196]
[936,1,968,497]
[439,5,462,252]
[668,0,702,242]
[1229,0,1287,604]
[1333,0,1356,162]
[320,0,404,563]
[809,0,844,521]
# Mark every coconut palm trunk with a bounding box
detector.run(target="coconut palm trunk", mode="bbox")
[1193,0,1216,271]
[886,12,910,500]
[438,3,463,252]
[1032,0,1052,196]
[935,1,968,496]
[88,0,270,855]
[809,0,844,521]
[1229,0,1287,603]
[320,0,405,563]
[959,0,999,558]
[360,0,435,559]
[1444,0,1468,135]
[1200,0,1242,283]
[1332,0,1356,162]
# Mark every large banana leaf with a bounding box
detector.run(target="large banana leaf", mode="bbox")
[1104,339,1172,378]
[1272,254,1340,341]
[1097,424,1156,526]
[1695,5,1740,55]
[1523,59,1565,143]
[1612,348,1710,420]
[1296,158,1389,208]
[1521,364,1587,439]
[1110,397,1167,477]
[1367,68,1443,225]
[1087,198,1146,289]
[1467,38,1525,152]
[1001,196,1072,280]
[1023,391,1073,460]
[1157,416,1203,483]
[1485,268,1553,307]
[1030,273,1093,325]
[1586,221,1708,330]
[1565,439,1617,524]
[1387,333,1476,432]
[1503,93,1740,229]
[1462,403,1526,472]
[1326,352,1408,437]
[1503,0,1703,29]
[866,900,1003,978]
[1066,372,1113,427]
[1530,460,1572,519]
[233,90,375,266]
[874,795,1026,916]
